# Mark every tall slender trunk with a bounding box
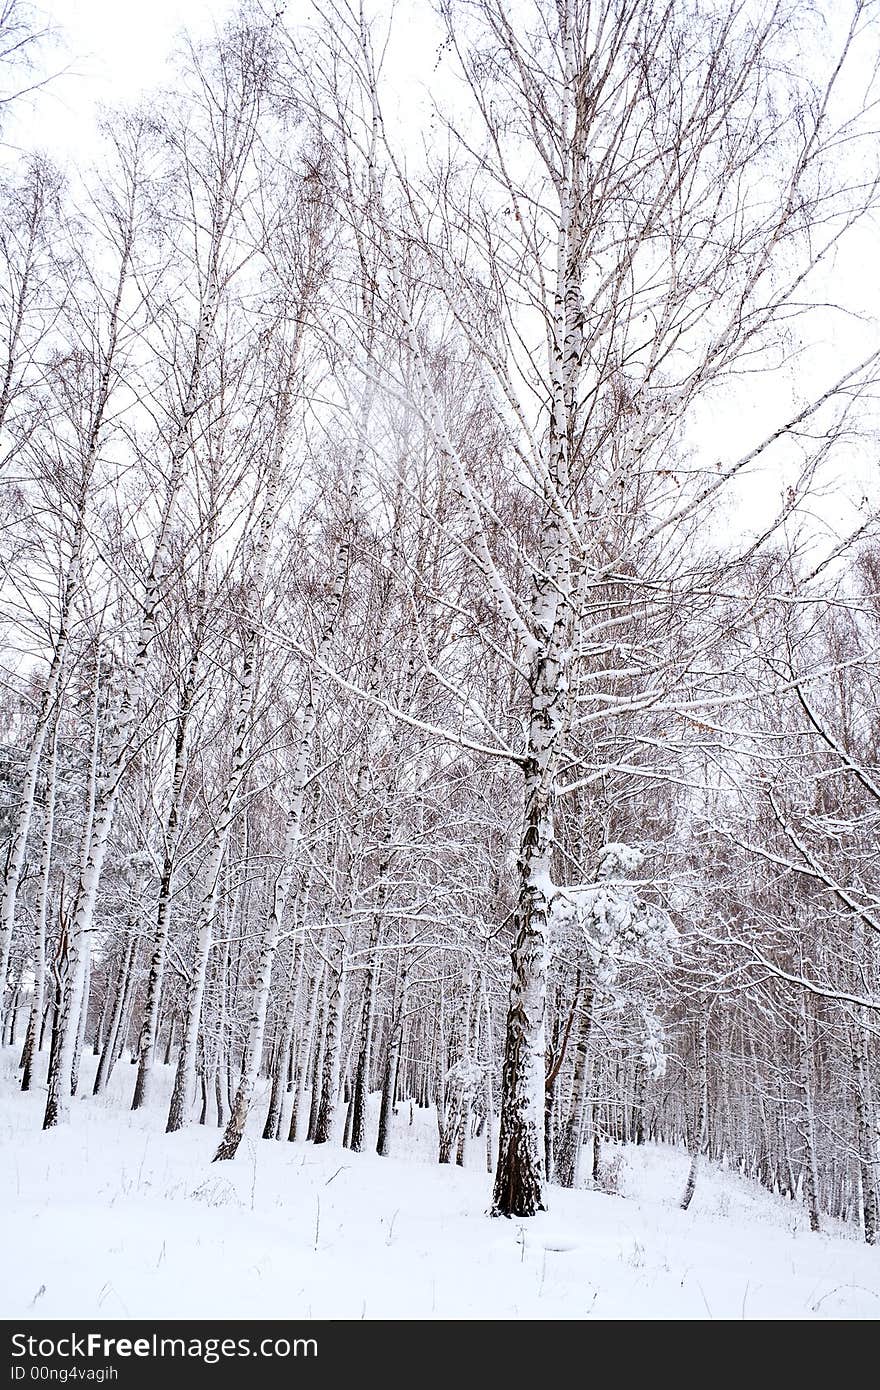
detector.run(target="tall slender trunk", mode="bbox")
[20,718,58,1091]
[44,265,221,1131]
[165,709,253,1135]
[777,1073,796,1199]
[314,758,371,1149]
[93,931,137,1095]
[262,938,303,1140]
[455,975,482,1167]
[681,1010,709,1212]
[132,567,211,1109]
[799,994,821,1233]
[853,1018,879,1244]
[313,936,346,1145]
[0,220,134,1012]
[165,415,284,1141]
[213,451,341,1158]
[483,985,495,1173]
[349,914,383,1152]
[307,977,327,1141]
[491,720,559,1215]
[555,983,596,1189]
[227,446,359,1153]
[487,12,583,1216]
[290,959,323,1142]
[71,949,91,1097]
[213,898,279,1160]
[0,580,70,1004]
[377,956,407,1157]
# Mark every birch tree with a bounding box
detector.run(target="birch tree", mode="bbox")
[301,0,880,1216]
[44,18,271,1128]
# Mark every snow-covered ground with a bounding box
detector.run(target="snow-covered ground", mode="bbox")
[2,1045,878,1320]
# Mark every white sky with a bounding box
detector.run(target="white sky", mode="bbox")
[5,1,235,161]
[6,0,880,547]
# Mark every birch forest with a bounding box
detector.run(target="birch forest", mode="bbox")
[3,0,880,1277]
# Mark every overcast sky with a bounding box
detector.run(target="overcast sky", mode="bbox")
[6,1,235,160]
[6,0,879,543]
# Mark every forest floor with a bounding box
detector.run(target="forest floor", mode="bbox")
[1,1045,878,1320]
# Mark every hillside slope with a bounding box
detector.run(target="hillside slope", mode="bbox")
[1,1048,877,1320]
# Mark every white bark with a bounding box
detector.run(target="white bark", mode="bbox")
[44,260,221,1129]
[0,218,134,1008]
[681,1011,710,1212]
[20,717,58,1090]
[165,633,258,1133]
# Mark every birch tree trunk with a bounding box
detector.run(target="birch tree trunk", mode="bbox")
[213,898,278,1160]
[377,955,407,1158]
[0,213,134,1009]
[43,263,221,1130]
[307,978,327,1142]
[483,985,495,1174]
[20,717,58,1091]
[41,22,272,1127]
[488,2,588,1216]
[290,959,323,1143]
[262,938,302,1141]
[348,908,383,1153]
[491,586,570,1214]
[798,993,821,1233]
[213,399,351,1157]
[555,984,596,1190]
[681,1011,710,1212]
[852,1017,879,1244]
[165,643,256,1133]
[313,933,347,1145]
[93,929,138,1095]
[132,544,213,1109]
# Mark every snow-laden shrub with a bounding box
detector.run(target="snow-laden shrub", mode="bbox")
[595,1147,624,1196]
[552,842,677,982]
[595,843,645,880]
[445,1057,484,1093]
[640,1004,668,1080]
[551,842,677,1076]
